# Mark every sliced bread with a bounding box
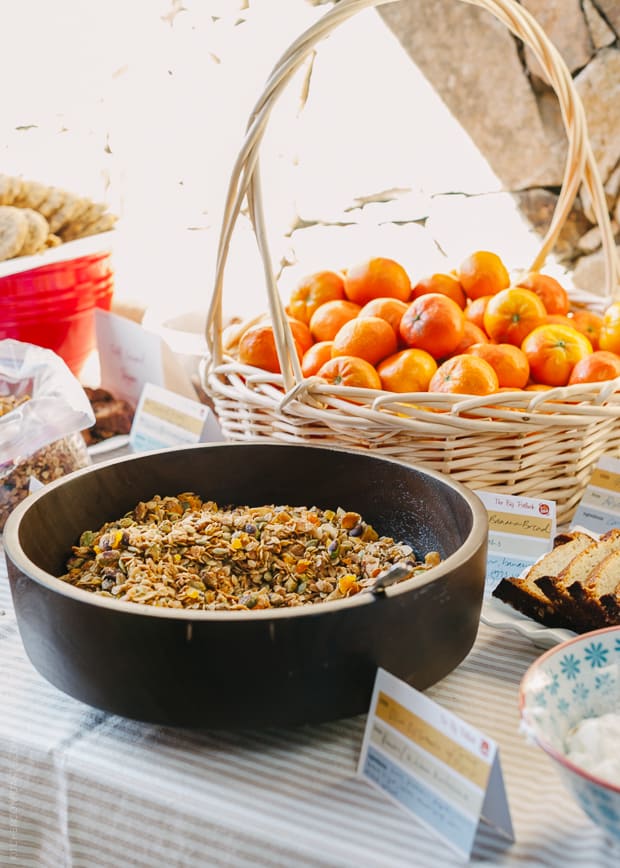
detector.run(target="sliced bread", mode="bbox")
[492,531,594,628]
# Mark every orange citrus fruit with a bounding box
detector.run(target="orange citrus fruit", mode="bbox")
[358,297,409,336]
[399,293,465,359]
[331,316,398,366]
[465,342,530,389]
[568,350,620,385]
[301,341,334,377]
[238,324,302,374]
[483,287,546,346]
[521,324,593,386]
[411,272,466,308]
[464,295,494,330]
[429,354,499,395]
[316,355,382,390]
[377,348,437,392]
[598,302,620,355]
[288,317,314,353]
[343,257,411,306]
[569,309,604,350]
[516,272,570,315]
[451,321,489,355]
[457,250,510,300]
[287,270,345,324]
[543,314,573,327]
[308,299,361,343]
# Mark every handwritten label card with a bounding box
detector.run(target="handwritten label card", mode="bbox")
[571,456,620,535]
[475,491,556,594]
[129,383,222,452]
[358,669,513,860]
[95,309,197,406]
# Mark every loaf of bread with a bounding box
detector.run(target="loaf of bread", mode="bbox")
[492,529,620,633]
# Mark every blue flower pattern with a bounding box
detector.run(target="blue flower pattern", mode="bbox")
[584,642,608,668]
[572,682,589,703]
[560,653,580,680]
[594,672,613,694]
[547,673,560,695]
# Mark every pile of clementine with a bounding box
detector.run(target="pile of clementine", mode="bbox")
[237,252,620,397]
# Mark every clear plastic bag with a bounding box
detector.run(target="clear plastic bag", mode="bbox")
[0,339,95,530]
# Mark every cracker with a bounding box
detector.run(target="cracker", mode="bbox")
[15,179,49,210]
[17,208,50,256]
[76,211,118,239]
[60,201,107,241]
[37,187,67,219]
[0,205,28,261]
[0,174,17,206]
[48,194,88,234]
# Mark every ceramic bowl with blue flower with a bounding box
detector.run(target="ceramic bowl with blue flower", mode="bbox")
[519,626,620,842]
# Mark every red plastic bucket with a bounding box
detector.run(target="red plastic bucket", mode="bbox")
[0,252,114,376]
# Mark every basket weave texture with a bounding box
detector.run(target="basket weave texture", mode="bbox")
[204,0,620,524]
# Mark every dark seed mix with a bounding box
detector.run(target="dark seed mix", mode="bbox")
[60,493,440,610]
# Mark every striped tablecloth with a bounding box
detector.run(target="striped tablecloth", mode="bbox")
[1,547,619,868]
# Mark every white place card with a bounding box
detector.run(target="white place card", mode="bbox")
[358,669,513,861]
[475,491,556,594]
[95,309,197,406]
[571,456,620,535]
[129,383,222,452]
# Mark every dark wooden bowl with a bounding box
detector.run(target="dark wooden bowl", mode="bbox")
[3,442,488,728]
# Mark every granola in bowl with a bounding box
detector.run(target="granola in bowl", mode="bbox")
[61,492,440,610]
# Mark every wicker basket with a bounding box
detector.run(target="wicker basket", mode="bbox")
[203,0,620,524]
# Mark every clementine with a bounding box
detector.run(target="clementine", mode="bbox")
[316,355,382,390]
[288,317,313,353]
[343,257,411,306]
[331,316,398,366]
[569,309,603,350]
[358,297,409,336]
[410,272,466,308]
[568,350,620,385]
[464,294,493,330]
[483,287,546,346]
[521,324,593,386]
[543,314,573,327]
[399,293,465,359]
[428,354,499,395]
[308,299,361,343]
[301,341,334,377]
[598,302,620,355]
[287,270,345,324]
[238,324,302,374]
[516,272,570,315]
[457,250,510,300]
[377,348,437,392]
[465,342,530,389]
[451,321,489,355]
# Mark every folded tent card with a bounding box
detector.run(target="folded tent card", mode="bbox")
[358,668,514,861]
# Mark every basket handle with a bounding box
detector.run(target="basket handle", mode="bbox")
[206,0,620,391]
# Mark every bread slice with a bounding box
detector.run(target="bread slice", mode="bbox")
[584,549,620,626]
[492,531,594,628]
[545,530,620,631]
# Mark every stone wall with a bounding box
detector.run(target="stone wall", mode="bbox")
[377,0,620,294]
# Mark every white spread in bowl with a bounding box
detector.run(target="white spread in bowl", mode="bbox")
[564,712,620,786]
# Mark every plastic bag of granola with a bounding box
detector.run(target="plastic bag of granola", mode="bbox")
[0,339,95,531]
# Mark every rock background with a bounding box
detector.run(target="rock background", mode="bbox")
[376,0,620,294]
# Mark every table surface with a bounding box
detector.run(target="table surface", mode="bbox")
[1,543,619,868]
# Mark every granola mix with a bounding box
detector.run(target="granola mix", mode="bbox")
[61,493,440,610]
